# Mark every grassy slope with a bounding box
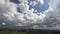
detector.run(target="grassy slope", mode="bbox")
[0,28,42,34]
[0,28,28,34]
[0,28,60,34]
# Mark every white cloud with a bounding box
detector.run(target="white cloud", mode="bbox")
[38,0,44,5]
[0,0,60,29]
[29,0,44,7]
[2,22,6,25]
[29,1,37,7]
[41,0,60,27]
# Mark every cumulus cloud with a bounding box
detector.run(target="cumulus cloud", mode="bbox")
[38,0,44,5]
[29,1,37,7]
[0,0,60,29]
[43,0,60,25]
[29,0,44,7]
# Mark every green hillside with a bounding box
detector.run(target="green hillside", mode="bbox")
[0,28,59,34]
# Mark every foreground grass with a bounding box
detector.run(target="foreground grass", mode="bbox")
[0,29,28,34]
[0,28,60,34]
[0,28,39,34]
[0,31,27,34]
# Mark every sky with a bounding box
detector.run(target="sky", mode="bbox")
[0,0,60,30]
